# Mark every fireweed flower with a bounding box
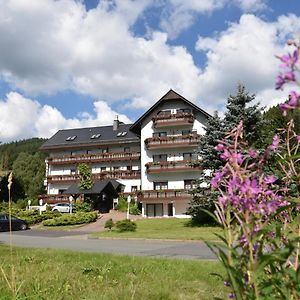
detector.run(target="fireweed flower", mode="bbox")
[278,50,298,68]
[264,175,277,184]
[279,91,300,115]
[270,134,280,150]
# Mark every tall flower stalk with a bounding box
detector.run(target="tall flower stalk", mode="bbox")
[208,37,300,299]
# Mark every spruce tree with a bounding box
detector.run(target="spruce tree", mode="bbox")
[223,84,264,147]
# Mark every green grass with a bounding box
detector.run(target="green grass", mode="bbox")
[93,218,222,241]
[0,246,225,299]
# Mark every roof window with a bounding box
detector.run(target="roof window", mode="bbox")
[91,133,101,139]
[66,135,77,141]
[117,131,127,137]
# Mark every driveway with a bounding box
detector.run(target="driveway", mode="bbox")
[0,230,216,260]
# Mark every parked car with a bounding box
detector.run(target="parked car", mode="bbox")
[0,214,29,232]
[52,203,76,213]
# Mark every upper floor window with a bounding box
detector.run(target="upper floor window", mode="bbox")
[153,154,167,162]
[153,132,167,138]
[184,180,196,189]
[124,147,130,152]
[183,153,193,160]
[154,182,168,190]
[182,130,191,135]
[66,135,77,141]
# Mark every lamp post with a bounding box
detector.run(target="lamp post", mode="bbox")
[27,199,31,211]
[69,196,73,214]
[39,199,43,215]
[127,195,131,220]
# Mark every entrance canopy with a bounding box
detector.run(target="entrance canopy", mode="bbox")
[63,179,124,198]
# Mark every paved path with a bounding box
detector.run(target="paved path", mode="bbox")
[72,210,143,233]
[0,230,216,260]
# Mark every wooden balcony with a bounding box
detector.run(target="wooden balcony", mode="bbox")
[145,133,200,150]
[140,189,192,201]
[152,112,194,128]
[38,194,84,204]
[145,160,201,174]
[47,152,141,165]
[47,170,141,183]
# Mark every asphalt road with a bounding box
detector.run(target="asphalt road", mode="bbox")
[0,229,216,260]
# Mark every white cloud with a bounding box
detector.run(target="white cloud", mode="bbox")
[0,92,131,142]
[194,13,300,109]
[159,0,268,39]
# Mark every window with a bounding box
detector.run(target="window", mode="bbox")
[127,166,132,171]
[182,130,191,135]
[184,180,196,189]
[102,148,108,153]
[153,154,167,162]
[117,132,127,137]
[91,133,101,139]
[101,167,106,172]
[113,166,120,170]
[66,135,77,141]
[70,169,76,175]
[124,147,130,152]
[177,108,191,113]
[131,186,137,192]
[146,204,163,217]
[58,189,66,194]
[153,132,167,138]
[158,110,171,116]
[154,182,168,190]
[183,153,193,160]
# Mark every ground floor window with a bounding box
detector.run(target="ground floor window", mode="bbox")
[146,203,163,217]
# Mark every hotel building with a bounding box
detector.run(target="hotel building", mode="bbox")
[40,90,210,217]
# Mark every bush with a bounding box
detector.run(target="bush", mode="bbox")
[17,210,61,225]
[115,219,137,232]
[129,204,141,215]
[104,218,114,230]
[115,197,128,212]
[75,202,92,212]
[42,212,98,226]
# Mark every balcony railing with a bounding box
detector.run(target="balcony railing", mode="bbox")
[152,112,194,128]
[145,133,200,149]
[47,170,141,183]
[140,189,192,201]
[38,194,84,204]
[47,152,141,165]
[145,160,201,174]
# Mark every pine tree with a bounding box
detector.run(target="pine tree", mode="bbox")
[224,84,264,146]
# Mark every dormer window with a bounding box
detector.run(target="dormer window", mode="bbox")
[66,135,77,141]
[91,133,101,139]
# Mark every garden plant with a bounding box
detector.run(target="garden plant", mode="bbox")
[208,37,300,299]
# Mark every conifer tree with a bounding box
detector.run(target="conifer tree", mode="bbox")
[223,84,264,146]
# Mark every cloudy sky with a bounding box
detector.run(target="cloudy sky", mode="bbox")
[0,0,299,142]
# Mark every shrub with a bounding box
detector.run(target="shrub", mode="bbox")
[129,204,141,215]
[115,219,137,232]
[75,202,92,212]
[42,212,98,226]
[104,218,114,230]
[115,197,128,212]
[17,210,61,225]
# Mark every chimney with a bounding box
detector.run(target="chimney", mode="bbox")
[113,115,119,131]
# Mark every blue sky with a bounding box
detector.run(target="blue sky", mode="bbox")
[0,0,299,142]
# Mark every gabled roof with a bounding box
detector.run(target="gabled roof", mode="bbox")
[40,123,139,151]
[129,89,211,135]
[63,179,124,196]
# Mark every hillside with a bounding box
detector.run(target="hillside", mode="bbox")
[0,138,47,171]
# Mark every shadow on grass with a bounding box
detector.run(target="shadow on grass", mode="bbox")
[184,219,220,228]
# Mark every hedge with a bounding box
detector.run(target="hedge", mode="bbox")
[42,212,98,226]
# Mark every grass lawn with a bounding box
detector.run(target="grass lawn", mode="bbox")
[0,246,225,299]
[93,218,222,241]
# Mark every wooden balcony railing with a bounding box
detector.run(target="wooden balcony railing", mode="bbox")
[145,160,201,174]
[38,194,84,204]
[152,112,194,128]
[145,133,200,149]
[140,189,192,201]
[47,170,141,183]
[47,152,141,165]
